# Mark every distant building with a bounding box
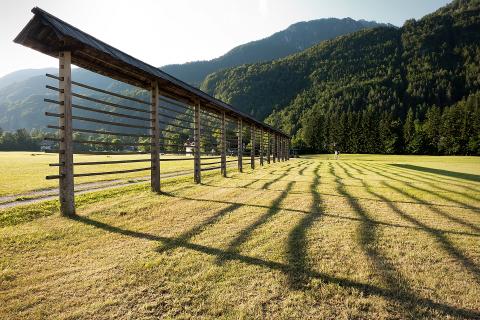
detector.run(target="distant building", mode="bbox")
[40,141,53,152]
[184,138,195,156]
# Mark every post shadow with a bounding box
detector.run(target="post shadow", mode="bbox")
[350,163,480,282]
[216,180,295,264]
[391,164,480,183]
[331,162,422,317]
[69,199,480,318]
[356,163,480,233]
[378,164,480,204]
[287,162,322,289]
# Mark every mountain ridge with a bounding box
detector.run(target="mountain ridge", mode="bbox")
[160,17,391,86]
[200,0,480,155]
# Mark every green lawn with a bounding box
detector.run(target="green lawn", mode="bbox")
[1,155,479,319]
[0,152,235,197]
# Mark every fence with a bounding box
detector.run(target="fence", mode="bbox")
[14,7,290,215]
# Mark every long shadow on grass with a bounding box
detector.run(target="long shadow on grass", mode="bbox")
[392,164,480,183]
[381,163,480,193]
[72,213,480,318]
[287,162,322,289]
[216,180,295,264]
[330,162,422,317]
[261,163,299,190]
[374,164,480,208]
[357,163,480,233]
[352,163,480,283]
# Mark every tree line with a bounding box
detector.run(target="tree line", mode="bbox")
[300,92,480,155]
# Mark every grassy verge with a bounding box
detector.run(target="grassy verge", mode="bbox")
[1,156,479,319]
[0,152,236,196]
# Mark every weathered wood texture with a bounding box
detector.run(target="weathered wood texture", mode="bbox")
[58,51,75,216]
[194,102,201,183]
[221,112,227,177]
[238,118,243,172]
[250,125,255,169]
[267,131,271,164]
[259,128,264,166]
[151,82,160,193]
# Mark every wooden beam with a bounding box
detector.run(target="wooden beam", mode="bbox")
[151,81,160,193]
[238,118,243,172]
[194,102,201,183]
[250,125,255,169]
[221,111,227,177]
[260,128,264,166]
[58,51,75,216]
[267,131,271,164]
[287,138,290,160]
[281,137,284,162]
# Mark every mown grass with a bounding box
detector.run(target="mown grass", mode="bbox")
[0,152,234,196]
[0,155,479,319]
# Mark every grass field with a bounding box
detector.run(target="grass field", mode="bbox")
[0,152,235,197]
[1,155,479,319]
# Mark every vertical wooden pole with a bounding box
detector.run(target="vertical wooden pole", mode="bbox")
[287,139,290,160]
[151,82,160,193]
[279,137,282,162]
[237,118,243,172]
[259,128,264,166]
[281,137,285,162]
[194,102,201,183]
[277,135,281,162]
[221,111,226,177]
[58,51,75,216]
[267,131,271,164]
[273,134,276,163]
[250,125,255,169]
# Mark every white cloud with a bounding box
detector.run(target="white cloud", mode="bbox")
[258,0,268,16]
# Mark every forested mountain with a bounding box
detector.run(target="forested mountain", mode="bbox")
[0,68,56,90]
[0,69,133,131]
[160,18,391,86]
[0,17,386,135]
[201,0,480,155]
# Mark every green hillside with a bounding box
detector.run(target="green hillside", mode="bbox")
[201,0,480,155]
[161,18,390,86]
[0,18,386,135]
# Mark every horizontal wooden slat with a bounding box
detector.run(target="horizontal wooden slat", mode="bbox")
[158,112,195,124]
[159,120,192,130]
[72,92,151,114]
[73,167,151,177]
[73,139,153,146]
[72,103,152,121]
[72,115,153,129]
[50,159,151,166]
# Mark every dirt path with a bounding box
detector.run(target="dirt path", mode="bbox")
[0,170,194,210]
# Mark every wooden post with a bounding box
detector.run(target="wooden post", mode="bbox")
[151,82,160,193]
[259,128,264,166]
[273,134,276,163]
[281,137,285,162]
[277,135,281,162]
[58,51,75,216]
[238,118,243,172]
[250,125,255,169]
[194,102,201,183]
[221,111,226,177]
[267,131,271,164]
[287,139,290,160]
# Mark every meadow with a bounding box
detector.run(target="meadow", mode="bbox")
[0,155,479,319]
[0,152,236,197]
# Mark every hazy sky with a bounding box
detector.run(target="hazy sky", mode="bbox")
[0,0,450,78]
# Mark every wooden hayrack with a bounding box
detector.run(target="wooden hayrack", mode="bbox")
[14,7,290,215]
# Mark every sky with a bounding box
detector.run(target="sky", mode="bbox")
[0,0,450,78]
